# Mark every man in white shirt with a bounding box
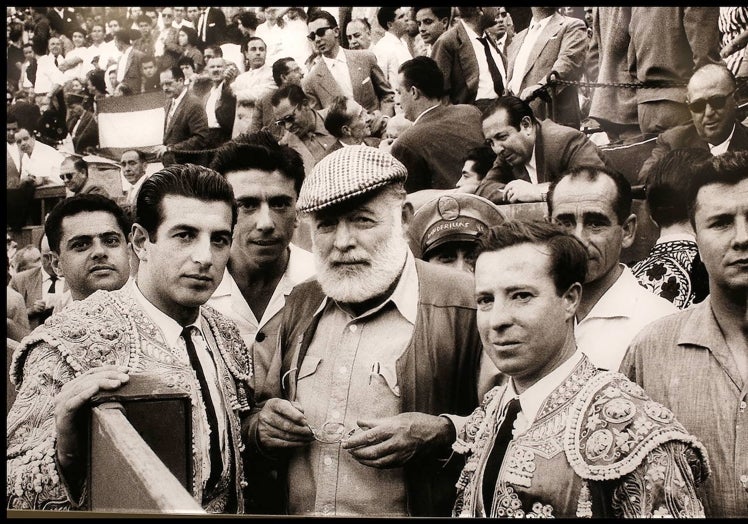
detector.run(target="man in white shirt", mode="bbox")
[120,149,148,206]
[172,7,194,30]
[203,56,238,147]
[32,36,65,98]
[414,7,450,57]
[372,7,413,91]
[208,138,315,400]
[431,7,507,112]
[255,7,286,67]
[230,37,275,104]
[14,127,64,186]
[548,166,677,371]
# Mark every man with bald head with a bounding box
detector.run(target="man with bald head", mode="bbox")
[639,63,748,183]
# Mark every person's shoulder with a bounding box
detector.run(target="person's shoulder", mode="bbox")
[539,118,587,140]
[565,367,709,482]
[415,259,476,308]
[629,302,700,349]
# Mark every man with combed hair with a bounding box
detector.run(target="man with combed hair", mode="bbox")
[414,7,451,57]
[452,219,709,517]
[481,96,607,203]
[638,64,748,183]
[245,146,483,516]
[372,7,413,91]
[391,56,486,192]
[547,166,677,371]
[7,164,253,513]
[621,151,748,517]
[302,10,395,120]
[345,18,372,50]
[323,95,378,150]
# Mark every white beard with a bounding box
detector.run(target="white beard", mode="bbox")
[314,211,409,304]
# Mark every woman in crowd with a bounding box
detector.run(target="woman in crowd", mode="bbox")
[177,26,204,73]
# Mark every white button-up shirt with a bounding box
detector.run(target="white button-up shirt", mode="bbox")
[509,15,552,95]
[462,20,507,101]
[322,47,354,99]
[708,123,735,156]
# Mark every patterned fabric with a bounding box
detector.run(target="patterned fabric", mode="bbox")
[7,284,252,512]
[630,240,707,309]
[297,145,407,212]
[719,7,748,76]
[452,354,709,518]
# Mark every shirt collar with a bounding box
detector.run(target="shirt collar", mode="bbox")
[655,232,696,244]
[583,264,638,319]
[130,279,204,347]
[506,350,584,426]
[172,87,188,109]
[413,103,440,125]
[322,46,347,68]
[527,145,537,173]
[529,15,553,32]
[708,123,736,151]
[313,249,419,325]
[461,19,480,40]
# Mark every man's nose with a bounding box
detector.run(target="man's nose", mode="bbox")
[255,203,275,232]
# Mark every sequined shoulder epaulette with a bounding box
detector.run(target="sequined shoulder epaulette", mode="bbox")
[453,384,507,455]
[563,371,711,482]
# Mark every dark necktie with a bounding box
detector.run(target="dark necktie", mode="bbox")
[181,326,223,492]
[482,397,521,515]
[47,274,58,294]
[478,36,504,97]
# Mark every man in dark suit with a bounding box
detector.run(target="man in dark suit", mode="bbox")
[65,94,98,154]
[196,7,227,50]
[390,57,486,192]
[113,29,145,95]
[155,66,210,166]
[481,95,607,203]
[302,10,395,127]
[203,56,238,147]
[9,235,67,329]
[506,7,587,129]
[47,7,77,38]
[431,7,507,111]
[639,64,748,183]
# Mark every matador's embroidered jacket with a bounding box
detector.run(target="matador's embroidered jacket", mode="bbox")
[452,354,710,518]
[7,284,253,513]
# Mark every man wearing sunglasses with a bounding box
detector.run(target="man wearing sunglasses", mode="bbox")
[301,10,395,133]
[59,156,109,198]
[639,64,748,184]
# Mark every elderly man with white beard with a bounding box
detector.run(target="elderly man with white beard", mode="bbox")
[244,146,484,517]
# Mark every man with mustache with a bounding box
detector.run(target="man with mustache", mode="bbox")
[547,166,676,371]
[245,146,483,516]
[41,194,131,313]
[452,220,708,517]
[8,165,253,513]
[621,151,748,517]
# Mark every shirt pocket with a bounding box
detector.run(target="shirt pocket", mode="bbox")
[370,361,401,397]
[297,355,322,381]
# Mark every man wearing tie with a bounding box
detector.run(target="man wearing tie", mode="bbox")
[8,164,253,513]
[119,149,148,206]
[506,7,588,129]
[197,7,227,51]
[452,220,709,517]
[155,66,210,165]
[432,7,507,112]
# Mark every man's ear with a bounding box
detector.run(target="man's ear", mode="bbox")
[621,213,637,249]
[520,115,533,134]
[130,223,150,262]
[562,281,582,321]
[49,252,63,278]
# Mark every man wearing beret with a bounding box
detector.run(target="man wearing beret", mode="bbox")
[245,146,484,516]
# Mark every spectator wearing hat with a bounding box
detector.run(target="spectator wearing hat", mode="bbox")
[390,56,486,193]
[246,145,484,516]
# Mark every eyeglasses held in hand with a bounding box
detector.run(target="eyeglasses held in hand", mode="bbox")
[307,26,331,41]
[687,90,735,113]
[308,421,360,444]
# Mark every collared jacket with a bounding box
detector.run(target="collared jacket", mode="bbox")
[246,260,483,516]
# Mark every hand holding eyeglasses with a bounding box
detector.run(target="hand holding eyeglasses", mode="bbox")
[256,398,315,449]
[341,412,455,469]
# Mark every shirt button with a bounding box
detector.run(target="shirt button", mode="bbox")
[339,366,347,374]
[323,456,333,466]
[349,324,357,332]
[740,401,747,410]
[255,332,266,342]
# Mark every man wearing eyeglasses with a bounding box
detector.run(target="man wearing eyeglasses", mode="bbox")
[270,83,337,175]
[638,63,748,184]
[59,156,109,198]
[301,10,395,132]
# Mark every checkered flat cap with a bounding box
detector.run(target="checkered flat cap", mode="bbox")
[297,145,408,213]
